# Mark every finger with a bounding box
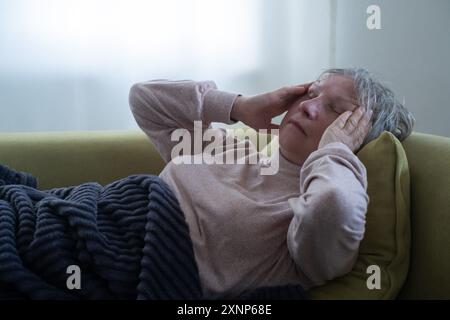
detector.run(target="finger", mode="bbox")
[358,118,371,134]
[285,83,313,95]
[355,117,372,137]
[366,109,374,121]
[285,86,307,95]
[344,107,365,131]
[334,110,353,129]
[353,114,373,144]
[289,81,314,89]
[357,109,373,134]
[284,82,314,95]
[362,109,373,125]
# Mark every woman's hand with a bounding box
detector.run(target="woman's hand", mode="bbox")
[230,83,312,131]
[318,107,373,152]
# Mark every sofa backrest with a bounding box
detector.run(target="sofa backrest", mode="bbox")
[399,132,450,299]
[0,131,165,189]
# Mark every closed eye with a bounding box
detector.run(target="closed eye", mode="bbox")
[329,104,340,114]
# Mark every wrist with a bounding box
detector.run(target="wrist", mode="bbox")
[231,95,246,122]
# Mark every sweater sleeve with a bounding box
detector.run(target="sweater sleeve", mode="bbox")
[129,80,239,163]
[286,142,369,288]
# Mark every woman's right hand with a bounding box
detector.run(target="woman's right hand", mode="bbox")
[230,82,312,131]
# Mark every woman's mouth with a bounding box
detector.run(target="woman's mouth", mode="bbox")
[288,120,307,136]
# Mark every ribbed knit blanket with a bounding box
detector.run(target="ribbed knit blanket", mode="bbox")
[0,164,202,300]
[0,164,307,300]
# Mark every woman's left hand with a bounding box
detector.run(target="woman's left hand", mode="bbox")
[318,107,373,152]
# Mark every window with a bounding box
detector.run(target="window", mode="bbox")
[0,0,333,132]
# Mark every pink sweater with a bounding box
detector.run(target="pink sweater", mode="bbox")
[129,80,369,297]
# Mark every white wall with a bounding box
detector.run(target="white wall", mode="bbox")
[1,0,449,137]
[334,0,450,137]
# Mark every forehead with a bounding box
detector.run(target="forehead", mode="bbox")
[313,74,359,109]
[315,74,356,96]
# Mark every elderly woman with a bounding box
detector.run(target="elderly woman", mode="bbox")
[128,68,415,298]
[0,68,415,300]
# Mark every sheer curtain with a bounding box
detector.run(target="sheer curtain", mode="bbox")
[0,0,334,132]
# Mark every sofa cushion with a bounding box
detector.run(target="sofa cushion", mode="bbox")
[308,131,411,299]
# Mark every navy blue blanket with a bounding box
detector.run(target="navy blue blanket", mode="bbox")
[0,164,202,300]
[0,164,307,300]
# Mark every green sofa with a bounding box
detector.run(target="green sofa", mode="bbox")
[1,130,449,299]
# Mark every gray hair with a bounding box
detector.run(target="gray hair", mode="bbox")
[318,68,415,146]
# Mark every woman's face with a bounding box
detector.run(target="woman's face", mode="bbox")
[279,74,360,165]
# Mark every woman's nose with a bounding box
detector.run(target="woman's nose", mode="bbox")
[298,100,319,120]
